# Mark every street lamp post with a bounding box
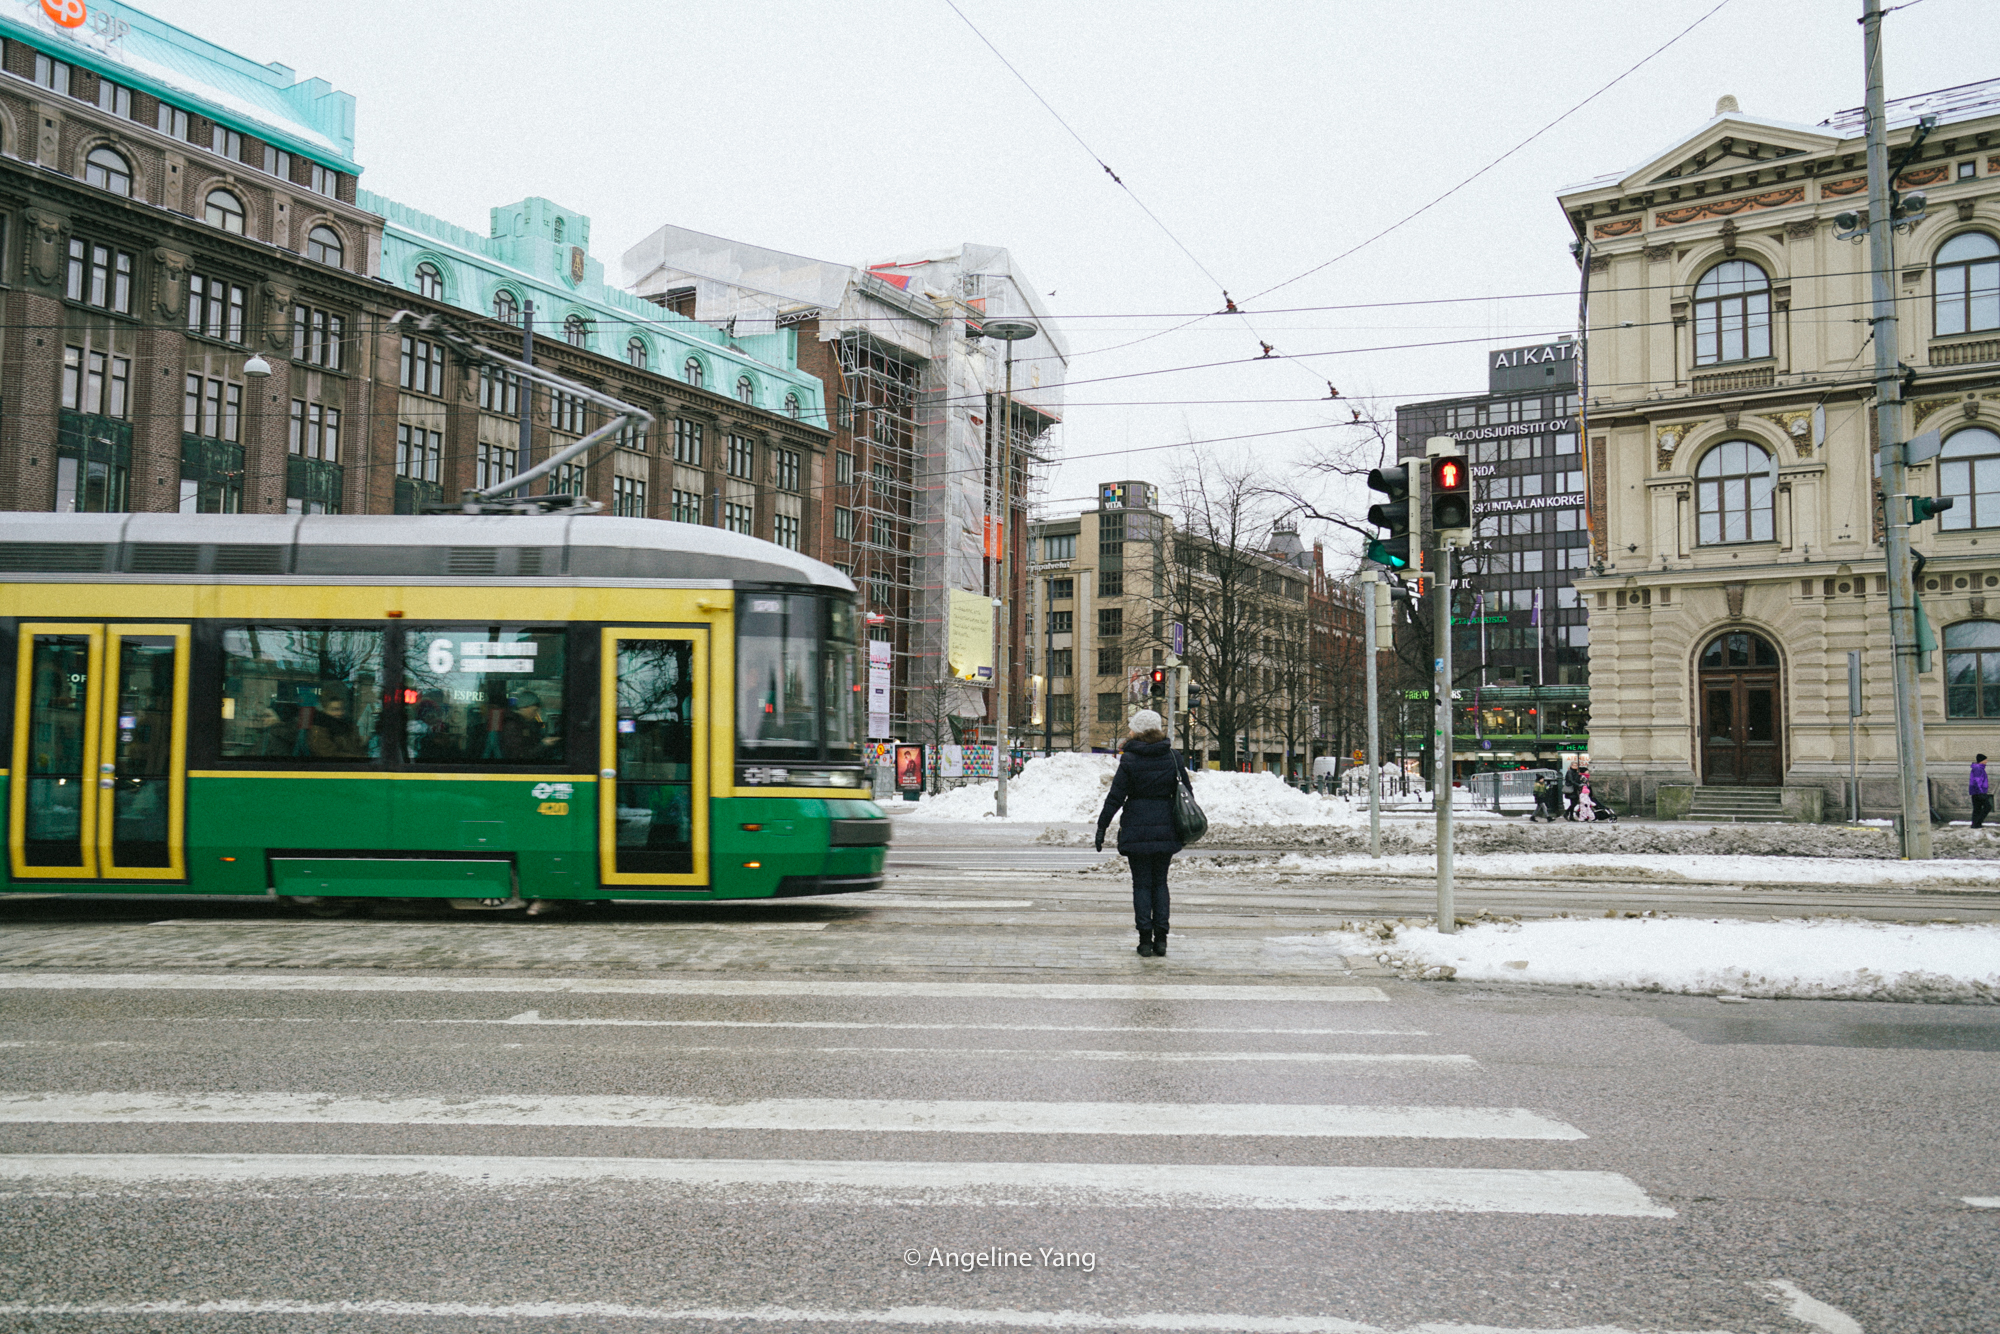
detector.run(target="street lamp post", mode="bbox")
[983,318,1039,818]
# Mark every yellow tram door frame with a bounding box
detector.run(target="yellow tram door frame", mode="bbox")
[8,622,191,882]
[598,626,710,887]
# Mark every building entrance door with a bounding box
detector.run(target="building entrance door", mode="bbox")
[1698,631,1782,785]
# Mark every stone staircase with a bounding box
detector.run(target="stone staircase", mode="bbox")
[1685,786,1790,823]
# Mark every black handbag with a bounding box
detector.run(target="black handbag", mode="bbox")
[1171,750,1209,845]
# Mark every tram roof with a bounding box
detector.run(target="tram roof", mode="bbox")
[0,514,855,591]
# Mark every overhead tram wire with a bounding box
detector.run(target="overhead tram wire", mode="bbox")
[1078,0,1741,360]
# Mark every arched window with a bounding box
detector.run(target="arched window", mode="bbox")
[1935,232,1999,337]
[1699,631,1780,670]
[1946,620,2000,717]
[736,374,754,404]
[307,225,343,268]
[1694,439,1774,544]
[564,314,589,347]
[1940,426,2000,531]
[1693,259,1771,365]
[84,145,131,197]
[784,392,801,419]
[492,290,520,326]
[414,262,443,300]
[627,337,648,369]
[684,356,704,388]
[204,188,244,234]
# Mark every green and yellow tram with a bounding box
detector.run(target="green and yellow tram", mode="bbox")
[1,513,888,911]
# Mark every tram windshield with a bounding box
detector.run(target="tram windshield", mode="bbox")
[736,592,860,764]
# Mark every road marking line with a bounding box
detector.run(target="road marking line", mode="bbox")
[1764,1281,1864,1334]
[81,1016,1437,1036]
[0,1153,1670,1217]
[0,1297,1699,1329]
[1961,1195,2000,1208]
[0,1093,1581,1139]
[0,973,1388,1003]
[146,920,833,932]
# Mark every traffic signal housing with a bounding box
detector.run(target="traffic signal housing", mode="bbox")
[1365,464,1412,569]
[1149,667,1166,698]
[1911,494,1955,526]
[1430,452,1472,535]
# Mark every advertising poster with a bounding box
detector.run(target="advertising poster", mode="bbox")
[894,744,923,791]
[947,588,994,682]
[867,640,892,739]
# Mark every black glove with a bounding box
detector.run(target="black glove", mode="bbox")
[1094,829,1105,852]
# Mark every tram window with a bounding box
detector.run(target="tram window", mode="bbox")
[737,594,822,759]
[219,627,385,761]
[398,626,567,766]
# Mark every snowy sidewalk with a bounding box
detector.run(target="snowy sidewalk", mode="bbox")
[1276,915,2000,1003]
[1217,851,2000,890]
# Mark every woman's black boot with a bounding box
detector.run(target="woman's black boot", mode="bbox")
[1136,930,1154,957]
[1152,928,1168,957]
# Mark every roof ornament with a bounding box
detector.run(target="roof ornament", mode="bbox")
[1715,95,1741,116]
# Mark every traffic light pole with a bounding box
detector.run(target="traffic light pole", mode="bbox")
[1363,571,1382,859]
[1433,545,1454,933]
[1863,0,1931,858]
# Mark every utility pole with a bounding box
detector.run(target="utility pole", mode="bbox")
[1862,0,1931,858]
[1427,437,1472,932]
[984,319,1038,816]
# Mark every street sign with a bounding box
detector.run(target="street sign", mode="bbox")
[1170,620,1185,656]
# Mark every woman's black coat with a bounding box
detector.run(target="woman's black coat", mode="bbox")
[1096,737,1186,855]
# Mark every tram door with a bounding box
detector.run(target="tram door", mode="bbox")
[9,623,190,881]
[598,628,710,887]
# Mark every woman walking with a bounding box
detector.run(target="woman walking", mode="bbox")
[1094,709,1185,958]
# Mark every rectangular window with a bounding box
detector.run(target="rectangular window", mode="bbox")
[59,344,134,421]
[613,475,648,518]
[264,146,291,180]
[218,128,242,162]
[34,53,70,95]
[673,419,704,466]
[309,163,336,197]
[833,508,853,540]
[726,434,755,480]
[870,514,893,548]
[478,368,520,416]
[400,626,567,766]
[157,103,189,141]
[1097,645,1123,676]
[187,273,248,344]
[399,335,445,396]
[1098,607,1123,637]
[837,395,853,429]
[292,305,345,370]
[1556,508,1581,531]
[62,347,83,411]
[723,501,754,534]
[95,78,131,118]
[773,512,800,550]
[1049,578,1073,600]
[285,399,332,458]
[1048,647,1073,677]
[477,442,518,490]
[66,237,133,314]
[619,423,648,453]
[1097,692,1123,721]
[1100,571,1124,597]
[396,423,442,482]
[1042,533,1076,561]
[834,451,854,485]
[550,391,586,435]
[218,627,385,761]
[774,448,800,492]
[671,489,703,524]
[1048,610,1072,634]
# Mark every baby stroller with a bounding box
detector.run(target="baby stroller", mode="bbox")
[1575,781,1620,823]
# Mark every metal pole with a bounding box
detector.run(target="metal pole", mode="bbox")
[1863,0,1931,858]
[1364,571,1381,858]
[1849,649,1863,823]
[994,343,1014,816]
[1435,553,1455,933]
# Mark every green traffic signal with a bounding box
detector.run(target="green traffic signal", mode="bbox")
[1366,464,1412,569]
[1911,495,1955,525]
[1366,536,1410,569]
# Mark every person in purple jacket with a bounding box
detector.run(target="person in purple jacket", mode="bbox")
[1971,754,1991,830]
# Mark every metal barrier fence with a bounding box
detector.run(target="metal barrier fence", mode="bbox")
[1462,768,1560,813]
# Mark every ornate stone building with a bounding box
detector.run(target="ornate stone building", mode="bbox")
[1560,81,2000,818]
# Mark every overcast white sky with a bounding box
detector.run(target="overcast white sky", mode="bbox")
[146,0,1999,554]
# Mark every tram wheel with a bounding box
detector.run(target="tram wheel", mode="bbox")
[288,896,366,919]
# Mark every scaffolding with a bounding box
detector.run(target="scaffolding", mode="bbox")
[838,333,926,739]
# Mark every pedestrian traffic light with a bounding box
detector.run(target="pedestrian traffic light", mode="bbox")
[1365,463,1411,569]
[1911,494,1955,526]
[1188,684,1203,710]
[1149,667,1166,697]
[1430,452,1472,534]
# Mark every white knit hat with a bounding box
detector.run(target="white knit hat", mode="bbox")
[1128,709,1164,733]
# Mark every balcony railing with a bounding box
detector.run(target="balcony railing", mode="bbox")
[1930,337,2000,368]
[1690,364,1776,395]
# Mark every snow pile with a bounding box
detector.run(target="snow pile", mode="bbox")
[1278,916,2000,1002]
[1227,851,2000,888]
[901,752,1117,823]
[904,756,1362,827]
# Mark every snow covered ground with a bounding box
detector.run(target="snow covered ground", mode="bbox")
[1273,916,2000,1002]
[898,753,1362,827]
[1222,851,2000,888]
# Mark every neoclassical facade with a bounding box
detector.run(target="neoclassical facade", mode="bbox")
[1560,82,2000,817]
